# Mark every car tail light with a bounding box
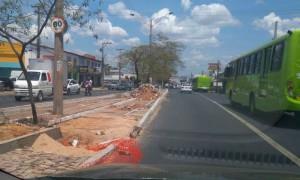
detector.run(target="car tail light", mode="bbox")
[47,72,51,82]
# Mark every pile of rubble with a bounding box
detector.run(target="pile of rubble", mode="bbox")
[130,84,159,101]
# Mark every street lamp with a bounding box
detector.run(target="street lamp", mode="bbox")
[130,11,173,47]
[100,41,112,87]
[116,48,124,82]
[131,11,173,83]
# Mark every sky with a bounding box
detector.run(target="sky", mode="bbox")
[38,0,300,75]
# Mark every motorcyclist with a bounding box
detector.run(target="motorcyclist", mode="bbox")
[84,79,93,96]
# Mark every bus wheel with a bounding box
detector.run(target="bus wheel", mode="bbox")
[249,94,256,115]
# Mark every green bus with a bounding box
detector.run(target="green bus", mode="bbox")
[192,75,213,91]
[224,30,300,117]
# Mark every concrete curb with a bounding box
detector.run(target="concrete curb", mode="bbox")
[47,97,134,126]
[0,126,62,154]
[130,89,168,138]
[80,144,116,168]
[112,98,136,107]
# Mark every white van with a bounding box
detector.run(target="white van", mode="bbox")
[14,70,53,101]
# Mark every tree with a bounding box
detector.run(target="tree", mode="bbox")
[121,36,184,85]
[0,0,104,124]
[121,45,148,85]
[0,0,57,124]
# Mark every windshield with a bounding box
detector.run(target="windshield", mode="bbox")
[1,0,300,179]
[18,72,40,81]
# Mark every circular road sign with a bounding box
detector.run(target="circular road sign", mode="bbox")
[51,17,65,33]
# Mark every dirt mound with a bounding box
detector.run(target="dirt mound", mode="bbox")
[32,133,95,157]
[0,124,40,141]
[131,84,159,100]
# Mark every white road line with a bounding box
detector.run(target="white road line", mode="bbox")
[199,94,300,167]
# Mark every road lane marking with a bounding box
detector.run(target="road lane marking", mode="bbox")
[199,94,300,167]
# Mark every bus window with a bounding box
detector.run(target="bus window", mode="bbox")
[238,59,243,75]
[271,42,284,71]
[263,47,272,76]
[234,61,238,78]
[243,56,250,75]
[255,51,262,74]
[250,54,257,74]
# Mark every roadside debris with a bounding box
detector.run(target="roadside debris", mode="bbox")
[130,84,159,100]
[32,134,95,157]
[0,123,40,141]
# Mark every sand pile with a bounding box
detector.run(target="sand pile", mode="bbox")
[32,134,95,157]
[0,124,39,141]
[131,84,159,100]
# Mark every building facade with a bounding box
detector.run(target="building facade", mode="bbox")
[0,41,23,77]
[24,44,102,86]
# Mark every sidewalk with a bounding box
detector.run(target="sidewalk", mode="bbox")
[0,90,14,96]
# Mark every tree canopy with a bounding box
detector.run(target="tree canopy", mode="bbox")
[121,35,184,85]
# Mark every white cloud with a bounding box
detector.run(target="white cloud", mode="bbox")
[191,4,238,27]
[108,1,145,23]
[122,37,141,46]
[28,25,73,46]
[149,4,238,47]
[181,0,192,10]
[255,0,265,4]
[71,18,128,37]
[253,12,300,37]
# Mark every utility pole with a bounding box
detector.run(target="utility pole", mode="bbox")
[149,19,153,52]
[116,48,124,82]
[273,21,278,40]
[100,46,104,87]
[37,5,41,58]
[32,4,41,58]
[53,0,64,115]
[100,41,112,87]
[216,60,220,93]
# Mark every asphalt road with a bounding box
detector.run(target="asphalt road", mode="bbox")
[139,89,300,171]
[0,89,122,108]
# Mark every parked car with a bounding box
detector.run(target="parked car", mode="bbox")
[64,79,80,95]
[0,77,14,90]
[0,80,4,91]
[10,70,22,87]
[180,84,192,93]
[116,82,133,91]
[107,81,119,90]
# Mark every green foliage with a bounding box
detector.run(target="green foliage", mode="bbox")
[121,36,184,84]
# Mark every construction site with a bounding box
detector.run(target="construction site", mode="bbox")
[0,85,164,179]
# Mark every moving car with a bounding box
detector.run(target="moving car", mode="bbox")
[64,79,80,95]
[14,70,53,101]
[180,84,192,93]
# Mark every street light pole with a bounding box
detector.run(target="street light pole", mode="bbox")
[149,19,153,52]
[32,4,41,58]
[100,41,112,87]
[116,48,124,82]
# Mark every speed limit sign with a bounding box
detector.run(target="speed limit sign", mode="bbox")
[51,17,66,33]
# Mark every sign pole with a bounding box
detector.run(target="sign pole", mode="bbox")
[53,0,64,115]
